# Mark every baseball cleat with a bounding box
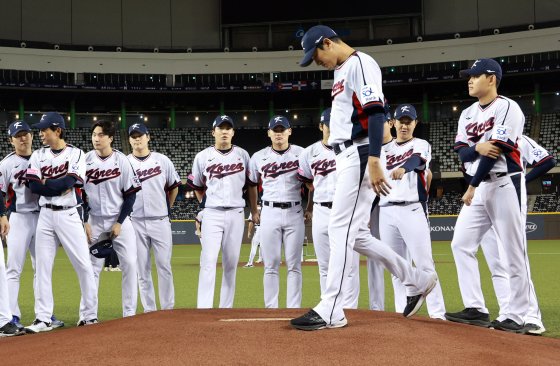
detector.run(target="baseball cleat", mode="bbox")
[243,263,254,268]
[24,319,53,334]
[492,318,525,334]
[444,308,491,327]
[51,315,65,329]
[523,323,546,336]
[11,316,24,331]
[327,317,348,329]
[0,322,26,337]
[290,309,327,331]
[403,273,438,318]
[77,318,99,326]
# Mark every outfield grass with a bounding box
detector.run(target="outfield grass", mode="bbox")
[7,240,560,338]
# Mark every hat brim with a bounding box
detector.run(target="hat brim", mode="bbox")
[31,121,64,129]
[214,121,234,128]
[128,130,147,136]
[300,48,315,67]
[269,124,290,130]
[396,113,417,120]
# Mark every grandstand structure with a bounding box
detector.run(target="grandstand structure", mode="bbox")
[0,2,558,218]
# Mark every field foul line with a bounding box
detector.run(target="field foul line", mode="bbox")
[220,318,292,322]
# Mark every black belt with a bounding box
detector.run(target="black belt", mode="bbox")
[388,201,407,205]
[263,201,300,209]
[482,172,507,181]
[315,202,333,209]
[332,140,353,155]
[43,204,73,211]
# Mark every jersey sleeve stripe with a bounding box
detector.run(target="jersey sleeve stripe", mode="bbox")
[296,173,313,183]
[532,155,554,166]
[165,181,181,192]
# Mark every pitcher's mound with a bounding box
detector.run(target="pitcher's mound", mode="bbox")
[1,309,558,365]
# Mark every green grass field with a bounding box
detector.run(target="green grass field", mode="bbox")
[6,240,560,338]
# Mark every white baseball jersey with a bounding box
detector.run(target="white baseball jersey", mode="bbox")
[518,135,553,169]
[248,145,304,202]
[26,144,86,207]
[189,146,250,209]
[84,150,141,217]
[297,141,336,203]
[0,153,39,212]
[379,138,431,205]
[454,96,524,176]
[328,51,384,145]
[127,152,181,218]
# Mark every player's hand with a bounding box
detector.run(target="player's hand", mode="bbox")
[304,210,313,223]
[475,141,502,159]
[84,223,92,244]
[0,216,10,239]
[390,167,406,180]
[251,211,260,225]
[110,223,122,239]
[462,185,476,206]
[368,156,391,196]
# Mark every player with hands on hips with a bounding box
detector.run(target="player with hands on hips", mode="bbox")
[82,120,141,317]
[187,115,254,308]
[247,116,305,308]
[24,112,98,332]
[127,123,181,312]
[378,104,446,319]
[291,25,437,330]
[297,108,361,308]
[446,58,536,334]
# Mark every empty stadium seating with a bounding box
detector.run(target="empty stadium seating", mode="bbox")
[539,113,560,163]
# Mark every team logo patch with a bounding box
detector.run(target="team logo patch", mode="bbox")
[360,84,382,105]
[493,125,509,142]
[531,148,543,158]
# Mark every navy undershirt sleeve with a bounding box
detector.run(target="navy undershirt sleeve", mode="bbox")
[401,155,423,173]
[0,193,6,215]
[470,156,497,187]
[525,158,556,183]
[456,145,479,163]
[44,176,77,194]
[117,192,136,224]
[29,180,63,197]
[368,112,385,157]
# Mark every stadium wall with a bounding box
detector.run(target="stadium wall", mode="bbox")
[172,213,560,244]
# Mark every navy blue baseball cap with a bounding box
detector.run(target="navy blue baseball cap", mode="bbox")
[300,25,338,67]
[459,58,502,82]
[213,115,234,128]
[32,112,65,130]
[8,121,31,137]
[320,108,331,127]
[268,115,291,129]
[394,104,418,120]
[128,123,149,136]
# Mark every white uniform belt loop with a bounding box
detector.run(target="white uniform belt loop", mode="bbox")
[262,200,301,209]
[482,171,521,182]
[333,137,369,155]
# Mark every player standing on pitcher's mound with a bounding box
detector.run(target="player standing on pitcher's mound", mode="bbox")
[82,120,141,317]
[187,115,255,308]
[127,123,181,312]
[247,115,305,308]
[24,112,98,332]
[291,25,437,330]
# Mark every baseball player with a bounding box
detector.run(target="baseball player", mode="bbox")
[446,59,534,333]
[297,108,361,308]
[244,204,263,268]
[247,115,305,308]
[378,104,446,319]
[446,134,555,334]
[187,115,253,308]
[82,120,141,317]
[291,25,437,330]
[0,121,64,330]
[0,195,25,336]
[366,104,395,311]
[24,112,98,332]
[128,123,181,312]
